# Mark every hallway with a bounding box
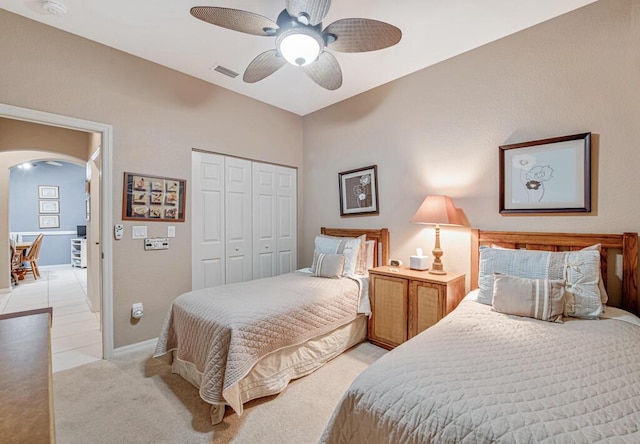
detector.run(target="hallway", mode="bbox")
[1,264,101,372]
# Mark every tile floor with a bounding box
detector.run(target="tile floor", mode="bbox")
[0,264,102,373]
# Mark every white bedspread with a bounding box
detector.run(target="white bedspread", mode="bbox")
[321,299,640,443]
[154,271,362,419]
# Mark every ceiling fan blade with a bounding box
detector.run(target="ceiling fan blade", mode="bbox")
[324,18,402,52]
[286,0,331,26]
[302,51,342,90]
[243,50,287,83]
[190,6,278,36]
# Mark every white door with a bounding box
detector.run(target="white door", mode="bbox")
[252,162,277,279]
[225,156,253,284]
[276,166,297,274]
[192,151,225,289]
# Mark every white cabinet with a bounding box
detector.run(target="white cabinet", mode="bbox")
[192,152,297,290]
[71,238,87,268]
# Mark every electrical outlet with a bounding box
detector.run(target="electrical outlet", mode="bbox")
[131,302,143,319]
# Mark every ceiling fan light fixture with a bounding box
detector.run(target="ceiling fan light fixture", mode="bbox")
[276,27,323,67]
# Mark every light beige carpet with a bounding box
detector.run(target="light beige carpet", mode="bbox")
[53,342,386,443]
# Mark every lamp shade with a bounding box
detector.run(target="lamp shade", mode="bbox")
[411,195,462,226]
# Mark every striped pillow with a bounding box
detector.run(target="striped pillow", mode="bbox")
[492,273,566,323]
[311,253,345,278]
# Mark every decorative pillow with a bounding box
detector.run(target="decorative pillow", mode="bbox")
[492,273,565,323]
[490,243,609,305]
[314,235,362,276]
[310,253,345,278]
[478,247,602,319]
[582,244,608,305]
[353,235,368,274]
[364,240,376,270]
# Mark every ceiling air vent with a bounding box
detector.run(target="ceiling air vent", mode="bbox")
[213,65,239,79]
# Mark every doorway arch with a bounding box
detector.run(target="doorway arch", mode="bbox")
[0,103,114,358]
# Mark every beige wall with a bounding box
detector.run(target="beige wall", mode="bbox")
[0,9,303,347]
[302,0,640,296]
[0,117,91,158]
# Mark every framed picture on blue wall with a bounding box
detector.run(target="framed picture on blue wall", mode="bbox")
[39,215,60,229]
[38,185,59,199]
[39,200,59,214]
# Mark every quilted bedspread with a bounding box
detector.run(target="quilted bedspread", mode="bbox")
[321,299,640,443]
[154,271,361,417]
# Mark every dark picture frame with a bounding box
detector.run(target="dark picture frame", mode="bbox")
[122,172,186,222]
[338,165,379,217]
[499,133,591,214]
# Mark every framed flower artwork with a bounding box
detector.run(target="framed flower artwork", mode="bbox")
[338,165,379,216]
[499,133,591,214]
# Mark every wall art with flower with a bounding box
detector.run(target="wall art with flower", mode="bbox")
[499,133,591,214]
[338,165,379,216]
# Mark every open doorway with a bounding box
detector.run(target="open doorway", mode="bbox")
[0,103,114,359]
[7,158,101,371]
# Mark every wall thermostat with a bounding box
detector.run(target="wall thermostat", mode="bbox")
[114,224,124,240]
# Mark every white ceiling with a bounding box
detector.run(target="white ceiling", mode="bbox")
[1,0,597,116]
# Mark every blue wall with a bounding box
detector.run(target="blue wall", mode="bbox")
[10,162,86,266]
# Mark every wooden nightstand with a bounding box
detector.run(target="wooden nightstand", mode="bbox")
[368,266,465,350]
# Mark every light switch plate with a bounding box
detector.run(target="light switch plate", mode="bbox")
[167,226,176,238]
[132,226,147,239]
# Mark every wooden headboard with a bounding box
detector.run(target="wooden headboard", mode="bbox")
[470,230,639,315]
[320,227,390,268]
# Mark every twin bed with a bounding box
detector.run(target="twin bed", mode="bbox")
[153,227,389,424]
[321,230,640,443]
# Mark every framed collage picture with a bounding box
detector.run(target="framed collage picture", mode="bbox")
[122,172,186,222]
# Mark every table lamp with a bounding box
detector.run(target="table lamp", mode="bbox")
[410,195,462,275]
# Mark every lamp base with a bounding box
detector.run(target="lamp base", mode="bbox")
[428,269,447,275]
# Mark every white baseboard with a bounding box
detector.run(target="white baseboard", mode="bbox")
[113,337,158,358]
[0,287,11,294]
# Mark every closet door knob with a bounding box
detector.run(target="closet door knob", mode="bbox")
[265,245,269,249]
[235,247,239,252]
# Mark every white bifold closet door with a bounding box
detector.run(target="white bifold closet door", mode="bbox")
[192,151,225,289]
[192,151,296,290]
[252,163,297,279]
[225,157,253,284]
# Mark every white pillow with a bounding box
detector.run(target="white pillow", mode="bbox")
[478,247,602,319]
[364,240,376,270]
[314,235,362,276]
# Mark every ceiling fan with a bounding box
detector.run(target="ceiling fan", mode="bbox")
[191,0,402,90]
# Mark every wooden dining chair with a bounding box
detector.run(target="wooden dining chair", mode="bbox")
[10,241,23,285]
[23,233,44,280]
